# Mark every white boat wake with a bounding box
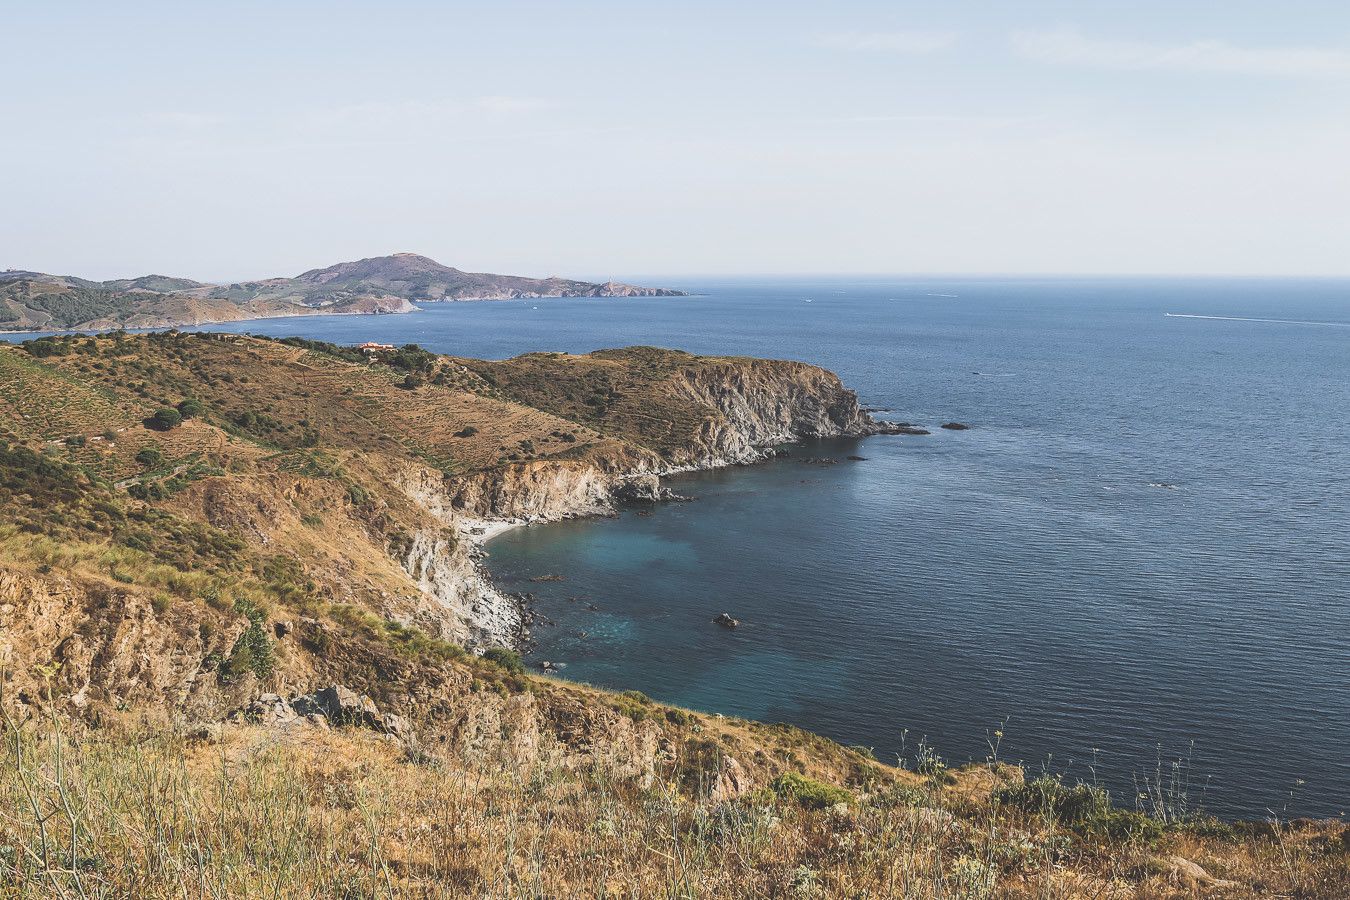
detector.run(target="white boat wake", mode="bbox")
[1165,313,1350,328]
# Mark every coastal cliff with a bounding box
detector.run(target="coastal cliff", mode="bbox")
[0,334,889,706]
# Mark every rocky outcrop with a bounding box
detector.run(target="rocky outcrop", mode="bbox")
[0,566,249,720]
[232,685,411,741]
[669,361,876,466]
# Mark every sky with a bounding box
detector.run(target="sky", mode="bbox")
[4,0,1350,281]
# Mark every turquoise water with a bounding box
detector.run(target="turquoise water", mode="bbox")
[10,277,1347,818]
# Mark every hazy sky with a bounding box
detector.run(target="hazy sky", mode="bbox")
[5,1,1350,280]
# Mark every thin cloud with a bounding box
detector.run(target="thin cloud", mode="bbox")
[1012,27,1350,78]
[821,30,957,53]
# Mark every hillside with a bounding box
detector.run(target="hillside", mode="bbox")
[0,253,684,332]
[0,333,1345,898]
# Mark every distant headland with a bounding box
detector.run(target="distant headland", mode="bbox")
[0,252,685,333]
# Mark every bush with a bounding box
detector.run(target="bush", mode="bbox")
[771,772,854,810]
[996,776,1112,825]
[150,408,182,430]
[1086,808,1164,844]
[135,448,164,469]
[221,598,274,683]
[665,708,696,727]
[454,426,479,438]
[483,646,524,675]
[388,344,436,372]
[22,337,70,358]
[995,775,1160,842]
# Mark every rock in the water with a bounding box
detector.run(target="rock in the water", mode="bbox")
[847,455,867,461]
[940,422,970,430]
[873,421,931,435]
[713,612,740,628]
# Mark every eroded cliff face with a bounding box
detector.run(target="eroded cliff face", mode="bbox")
[668,360,874,466]
[0,567,249,719]
[395,527,519,646]
[443,448,656,521]
[444,359,875,521]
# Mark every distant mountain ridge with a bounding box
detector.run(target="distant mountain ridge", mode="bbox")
[0,252,684,332]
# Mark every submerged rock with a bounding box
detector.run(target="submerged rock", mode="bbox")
[940,422,970,430]
[713,612,740,629]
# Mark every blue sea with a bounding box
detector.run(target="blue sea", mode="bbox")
[11,277,1348,819]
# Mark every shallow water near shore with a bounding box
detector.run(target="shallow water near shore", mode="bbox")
[10,276,1348,818]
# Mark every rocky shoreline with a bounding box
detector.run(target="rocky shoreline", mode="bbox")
[454,415,930,652]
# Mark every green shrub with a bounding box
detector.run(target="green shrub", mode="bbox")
[135,447,164,469]
[221,598,274,683]
[771,772,854,810]
[665,708,696,727]
[996,776,1112,825]
[176,398,205,419]
[150,408,182,430]
[610,691,654,722]
[483,646,524,675]
[1085,808,1164,844]
[995,775,1160,842]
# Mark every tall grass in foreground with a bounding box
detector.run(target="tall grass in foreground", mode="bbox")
[1,709,1346,898]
